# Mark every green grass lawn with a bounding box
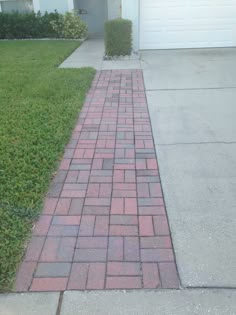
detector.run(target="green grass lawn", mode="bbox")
[0,40,95,291]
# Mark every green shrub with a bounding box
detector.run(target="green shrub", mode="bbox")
[0,11,62,39]
[0,12,38,39]
[62,11,87,39]
[0,11,87,39]
[49,12,64,38]
[105,18,132,56]
[39,11,64,38]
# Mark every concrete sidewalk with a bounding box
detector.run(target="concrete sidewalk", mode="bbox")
[1,290,236,315]
[60,39,141,70]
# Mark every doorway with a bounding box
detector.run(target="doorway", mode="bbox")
[74,0,108,37]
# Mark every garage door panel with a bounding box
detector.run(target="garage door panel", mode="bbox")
[142,32,234,50]
[140,0,236,49]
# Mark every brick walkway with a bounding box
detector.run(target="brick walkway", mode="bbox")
[16,70,179,291]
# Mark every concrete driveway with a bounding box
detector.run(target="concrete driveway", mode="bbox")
[142,48,236,288]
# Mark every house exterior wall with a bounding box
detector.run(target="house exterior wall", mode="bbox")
[1,0,33,12]
[32,0,40,12]
[107,0,121,20]
[35,0,72,13]
[75,0,108,36]
[67,0,74,11]
[121,0,139,51]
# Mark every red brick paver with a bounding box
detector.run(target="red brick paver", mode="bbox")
[15,70,179,291]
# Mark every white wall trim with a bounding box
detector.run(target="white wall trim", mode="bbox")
[33,0,40,13]
[121,0,140,51]
[138,0,140,51]
[67,0,74,11]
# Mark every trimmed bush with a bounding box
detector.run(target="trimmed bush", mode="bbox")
[0,11,61,39]
[63,11,87,39]
[105,18,132,56]
[40,11,64,38]
[0,11,87,39]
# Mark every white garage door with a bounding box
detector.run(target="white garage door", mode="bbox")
[140,0,236,49]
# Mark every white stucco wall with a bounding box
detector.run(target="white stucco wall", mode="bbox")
[121,0,139,51]
[108,0,121,20]
[38,0,70,13]
[67,0,74,11]
[33,0,40,12]
[1,0,33,13]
